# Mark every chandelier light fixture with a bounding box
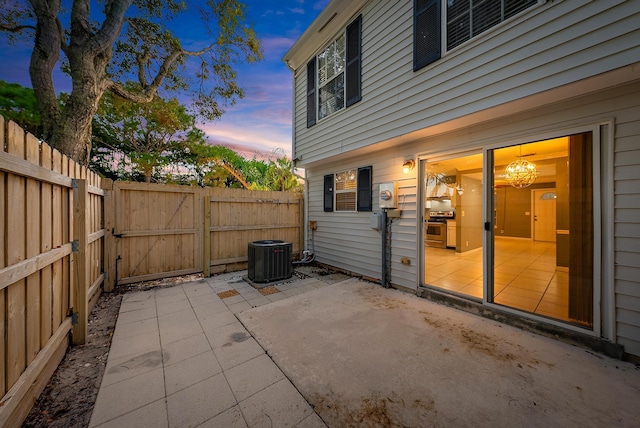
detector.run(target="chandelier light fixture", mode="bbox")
[504,146,537,188]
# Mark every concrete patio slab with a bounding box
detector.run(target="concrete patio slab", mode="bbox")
[238,279,640,427]
[91,267,640,427]
[89,271,327,428]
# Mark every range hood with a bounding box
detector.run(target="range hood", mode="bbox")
[427,175,455,200]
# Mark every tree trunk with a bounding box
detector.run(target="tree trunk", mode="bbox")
[29,0,63,142]
[51,90,100,165]
[28,0,132,166]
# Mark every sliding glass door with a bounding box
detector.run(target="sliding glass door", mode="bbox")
[422,152,484,299]
[489,134,594,327]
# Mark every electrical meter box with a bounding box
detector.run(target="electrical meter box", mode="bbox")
[379,182,398,209]
[369,213,383,231]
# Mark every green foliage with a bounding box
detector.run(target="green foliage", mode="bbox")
[263,157,304,192]
[175,139,303,192]
[0,0,263,164]
[109,0,263,121]
[0,80,42,137]
[91,90,204,182]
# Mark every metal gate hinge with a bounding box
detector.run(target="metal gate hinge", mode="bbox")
[71,240,79,252]
[71,179,79,188]
[71,311,78,325]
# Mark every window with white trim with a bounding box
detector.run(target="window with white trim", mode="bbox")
[318,34,346,120]
[414,0,540,70]
[335,169,357,211]
[307,15,362,127]
[323,166,372,212]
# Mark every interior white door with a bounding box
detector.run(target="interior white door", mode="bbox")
[533,189,556,242]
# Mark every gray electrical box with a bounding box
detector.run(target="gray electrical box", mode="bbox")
[369,213,383,231]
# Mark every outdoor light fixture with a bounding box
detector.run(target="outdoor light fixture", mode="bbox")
[402,159,415,174]
[505,146,537,188]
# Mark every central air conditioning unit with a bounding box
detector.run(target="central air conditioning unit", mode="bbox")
[248,240,293,283]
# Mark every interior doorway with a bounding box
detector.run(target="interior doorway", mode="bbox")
[532,189,557,242]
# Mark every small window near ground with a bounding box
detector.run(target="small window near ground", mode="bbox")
[335,170,357,211]
[323,166,372,212]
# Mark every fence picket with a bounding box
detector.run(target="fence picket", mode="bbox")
[40,143,53,347]
[25,133,41,365]
[6,121,27,390]
[0,116,6,397]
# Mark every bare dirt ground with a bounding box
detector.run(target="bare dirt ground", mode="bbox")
[22,274,202,428]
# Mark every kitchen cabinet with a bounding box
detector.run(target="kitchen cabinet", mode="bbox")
[447,220,456,248]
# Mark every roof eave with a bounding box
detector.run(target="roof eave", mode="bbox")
[283,0,368,72]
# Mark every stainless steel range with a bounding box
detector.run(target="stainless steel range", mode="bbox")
[425,210,454,248]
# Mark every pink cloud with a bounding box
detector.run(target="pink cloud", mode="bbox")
[198,121,292,158]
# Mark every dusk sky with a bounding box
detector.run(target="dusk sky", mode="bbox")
[0,0,331,159]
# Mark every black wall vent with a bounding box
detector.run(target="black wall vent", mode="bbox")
[248,240,292,283]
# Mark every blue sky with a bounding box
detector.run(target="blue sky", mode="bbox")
[0,0,330,159]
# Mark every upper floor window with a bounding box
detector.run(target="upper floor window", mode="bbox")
[414,0,540,71]
[307,15,362,127]
[318,34,346,120]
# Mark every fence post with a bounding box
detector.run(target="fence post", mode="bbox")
[72,179,88,345]
[203,195,211,278]
[102,179,116,291]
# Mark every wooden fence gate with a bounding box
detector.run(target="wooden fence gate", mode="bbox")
[106,182,202,286]
[103,181,304,289]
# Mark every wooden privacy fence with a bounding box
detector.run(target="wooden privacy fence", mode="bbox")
[0,118,303,426]
[0,117,105,427]
[103,181,304,288]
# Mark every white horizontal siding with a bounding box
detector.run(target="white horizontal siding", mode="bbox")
[613,91,640,357]
[293,0,640,166]
[306,150,419,289]
[304,80,640,355]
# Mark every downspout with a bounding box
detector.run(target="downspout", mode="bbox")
[381,209,388,287]
[287,61,314,265]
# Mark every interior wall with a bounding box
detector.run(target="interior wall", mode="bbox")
[556,157,570,268]
[458,176,483,252]
[495,183,555,238]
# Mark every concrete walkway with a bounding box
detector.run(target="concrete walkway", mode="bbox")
[89,272,329,428]
[89,271,640,427]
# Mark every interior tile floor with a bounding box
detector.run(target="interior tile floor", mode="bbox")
[425,237,573,323]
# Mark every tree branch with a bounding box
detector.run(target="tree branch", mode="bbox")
[218,161,250,189]
[91,0,133,54]
[107,81,155,103]
[181,44,216,57]
[147,48,183,91]
[57,17,69,55]
[0,24,36,32]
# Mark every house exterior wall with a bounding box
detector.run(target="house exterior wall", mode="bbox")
[304,81,640,357]
[287,0,640,357]
[291,0,640,166]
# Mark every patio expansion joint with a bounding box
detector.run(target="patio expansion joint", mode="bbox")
[152,289,171,425]
[233,310,324,425]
